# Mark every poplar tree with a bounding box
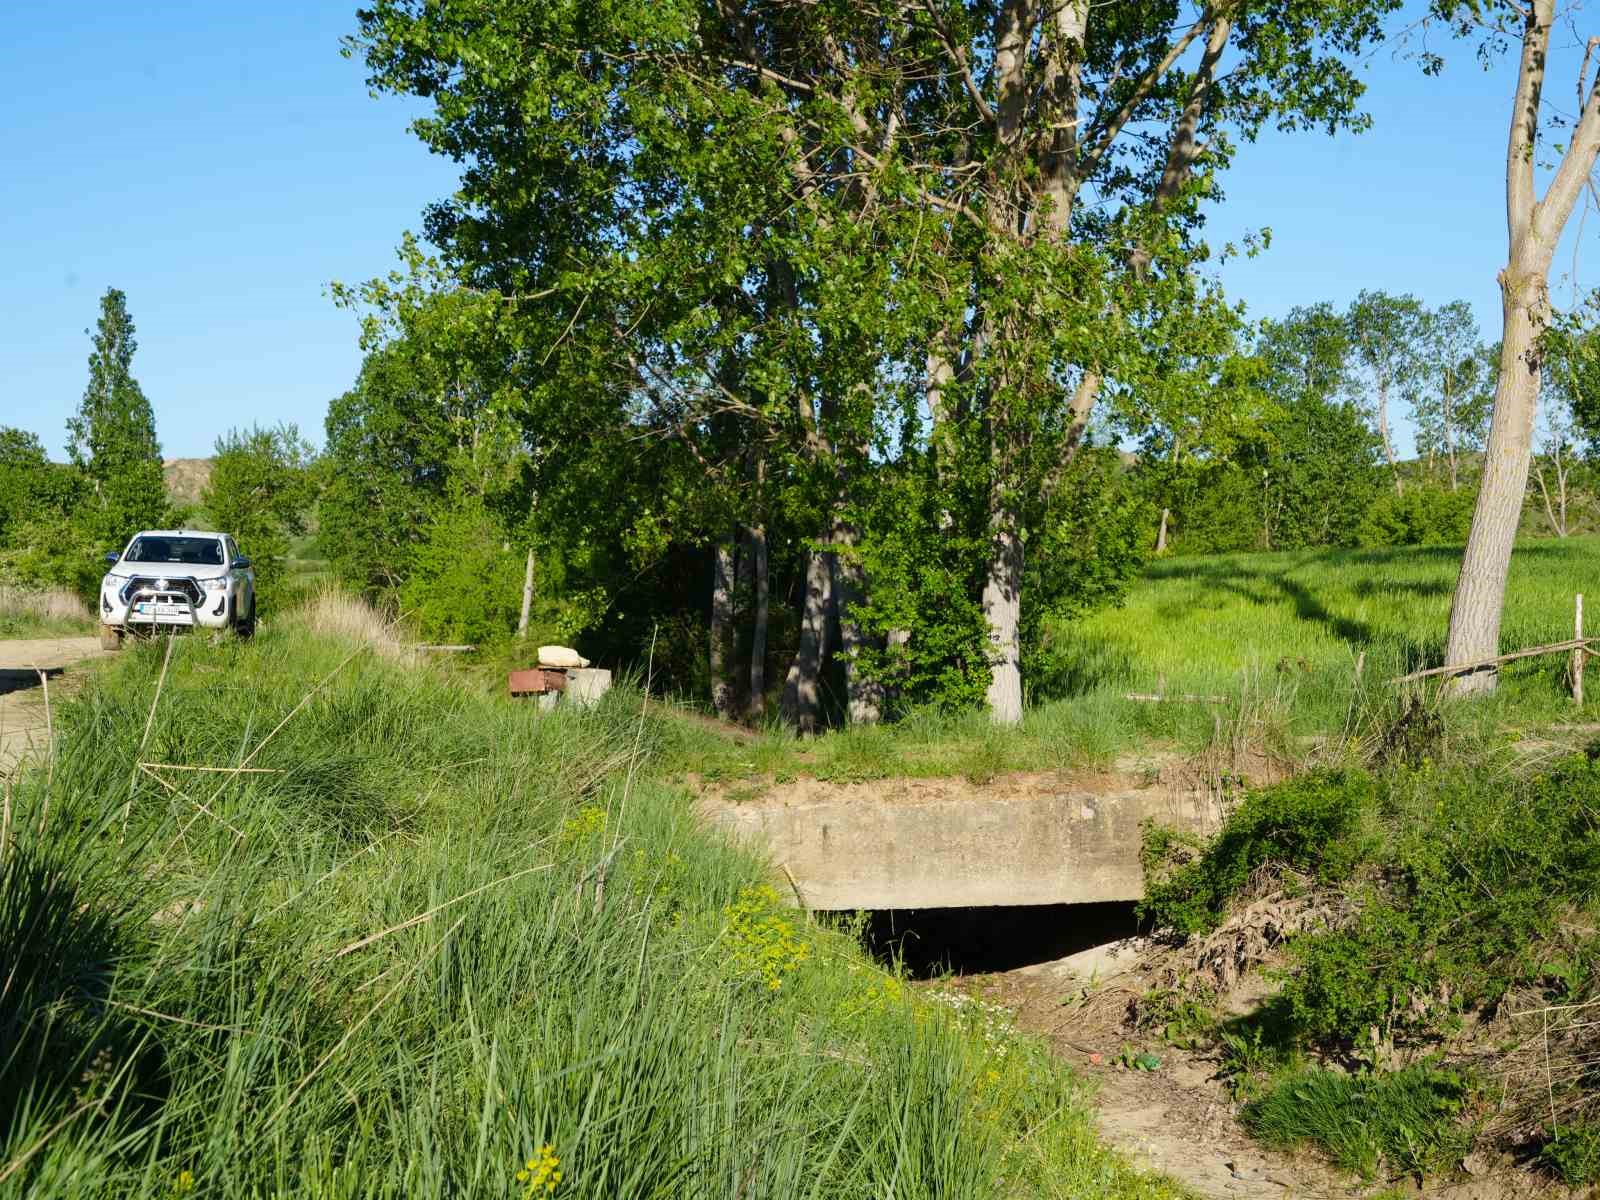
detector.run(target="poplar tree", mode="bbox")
[67,288,167,549]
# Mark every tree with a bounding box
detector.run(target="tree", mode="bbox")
[66,288,167,549]
[202,423,316,592]
[1344,290,1427,494]
[1441,0,1600,693]
[351,0,1402,728]
[1411,300,1491,490]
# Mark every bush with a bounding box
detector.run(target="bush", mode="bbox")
[1282,754,1600,1043]
[1243,1065,1472,1180]
[1542,1122,1600,1187]
[1139,770,1377,936]
[1356,485,1476,548]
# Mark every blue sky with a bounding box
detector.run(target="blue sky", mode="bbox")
[3,5,1598,459]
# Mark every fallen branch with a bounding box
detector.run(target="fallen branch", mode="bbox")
[1389,637,1597,684]
[1125,692,1231,704]
[141,763,285,774]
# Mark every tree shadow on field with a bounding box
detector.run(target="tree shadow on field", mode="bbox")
[1350,577,1451,600]
[1159,559,1375,648]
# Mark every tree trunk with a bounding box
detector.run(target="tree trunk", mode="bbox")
[982,499,1024,725]
[1444,271,1547,694]
[710,534,737,718]
[747,523,769,721]
[1444,366,1460,491]
[517,546,535,638]
[1444,0,1600,693]
[1155,507,1170,554]
[832,525,881,725]
[781,542,834,733]
[1376,377,1403,495]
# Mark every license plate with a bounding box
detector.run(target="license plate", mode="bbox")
[136,602,188,618]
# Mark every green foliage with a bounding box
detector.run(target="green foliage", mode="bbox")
[400,495,528,645]
[202,423,316,593]
[1283,754,1600,1043]
[1356,484,1476,547]
[66,288,168,551]
[0,427,97,595]
[1541,1121,1600,1187]
[1139,771,1376,937]
[347,0,1403,722]
[1242,1065,1472,1180]
[0,623,1180,1200]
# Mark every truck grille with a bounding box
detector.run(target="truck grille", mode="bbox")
[121,576,203,605]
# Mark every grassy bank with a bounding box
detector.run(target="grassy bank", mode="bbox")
[675,538,1600,786]
[0,620,1181,1199]
[1137,747,1600,1188]
[0,585,95,639]
[1052,537,1600,732]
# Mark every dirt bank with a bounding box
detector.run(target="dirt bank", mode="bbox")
[0,636,108,775]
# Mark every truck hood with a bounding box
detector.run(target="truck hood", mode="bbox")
[106,562,228,581]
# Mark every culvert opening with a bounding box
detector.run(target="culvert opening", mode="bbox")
[827,901,1141,978]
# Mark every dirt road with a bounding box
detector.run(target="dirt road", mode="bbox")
[0,636,109,776]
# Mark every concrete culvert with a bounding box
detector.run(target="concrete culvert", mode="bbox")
[826,901,1141,978]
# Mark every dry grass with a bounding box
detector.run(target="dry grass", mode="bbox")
[0,586,94,636]
[288,588,409,660]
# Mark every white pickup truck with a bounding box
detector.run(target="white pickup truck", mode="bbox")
[98,529,257,649]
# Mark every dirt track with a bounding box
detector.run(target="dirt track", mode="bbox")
[0,636,108,776]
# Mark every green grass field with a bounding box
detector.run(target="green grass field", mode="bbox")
[1052,536,1600,727]
[675,537,1600,784]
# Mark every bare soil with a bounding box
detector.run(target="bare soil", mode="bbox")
[948,943,1570,1200]
[0,636,108,776]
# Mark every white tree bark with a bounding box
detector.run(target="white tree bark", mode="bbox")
[832,528,882,725]
[517,546,535,638]
[710,534,737,718]
[1445,2,1600,694]
[982,503,1024,725]
[781,543,834,733]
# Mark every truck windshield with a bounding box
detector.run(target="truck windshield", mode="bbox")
[124,536,225,566]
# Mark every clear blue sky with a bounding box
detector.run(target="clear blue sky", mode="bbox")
[3,5,1597,459]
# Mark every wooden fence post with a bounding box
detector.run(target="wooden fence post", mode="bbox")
[1575,594,1585,706]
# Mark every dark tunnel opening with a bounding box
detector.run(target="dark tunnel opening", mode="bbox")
[826,900,1142,978]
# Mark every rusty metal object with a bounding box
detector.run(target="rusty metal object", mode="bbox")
[508,668,568,697]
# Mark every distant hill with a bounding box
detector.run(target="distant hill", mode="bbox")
[164,458,213,507]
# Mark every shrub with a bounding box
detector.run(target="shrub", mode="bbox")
[1356,485,1475,548]
[1243,1065,1472,1180]
[1542,1122,1600,1187]
[1139,770,1377,936]
[1283,754,1600,1043]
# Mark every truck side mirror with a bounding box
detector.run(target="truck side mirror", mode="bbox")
[104,551,120,564]
[232,556,251,569]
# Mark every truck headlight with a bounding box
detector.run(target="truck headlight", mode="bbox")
[202,577,229,592]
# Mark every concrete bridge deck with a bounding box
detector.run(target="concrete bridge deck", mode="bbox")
[698,760,1223,910]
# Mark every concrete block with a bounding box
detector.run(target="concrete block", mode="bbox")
[565,668,613,709]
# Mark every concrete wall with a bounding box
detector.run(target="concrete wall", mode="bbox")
[699,772,1216,910]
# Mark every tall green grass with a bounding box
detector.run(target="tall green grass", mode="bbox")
[0,624,1181,1199]
[1049,538,1600,734]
